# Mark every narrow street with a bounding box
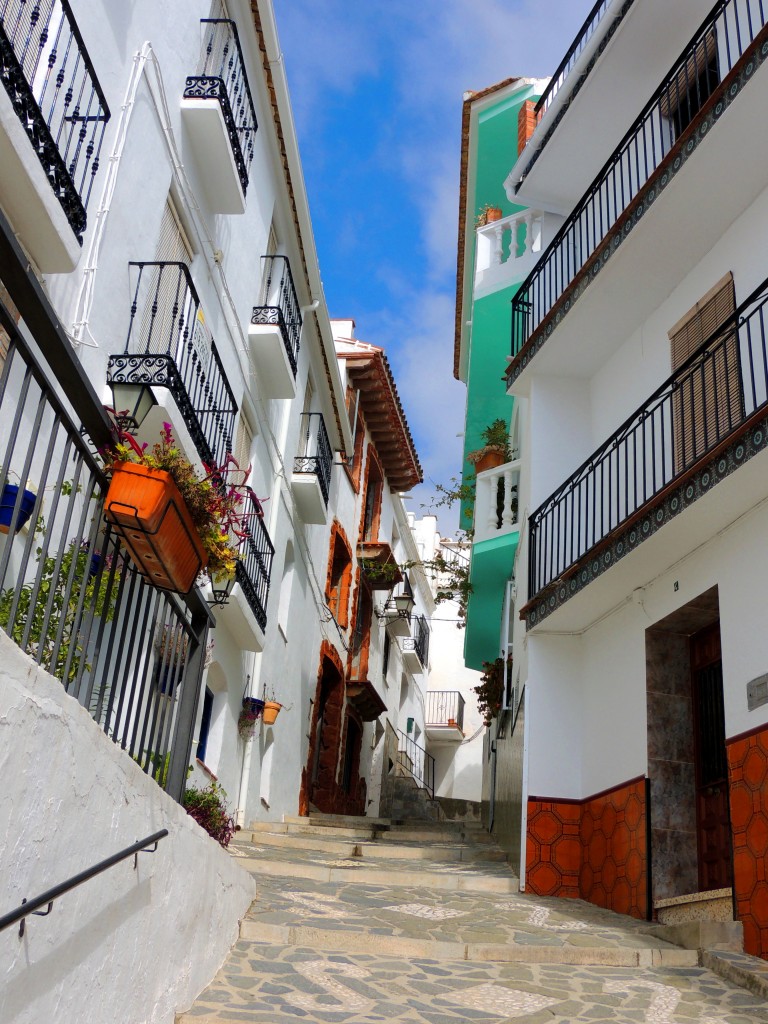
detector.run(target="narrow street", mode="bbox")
[179,818,768,1023]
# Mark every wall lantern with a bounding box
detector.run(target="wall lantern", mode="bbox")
[109,381,155,432]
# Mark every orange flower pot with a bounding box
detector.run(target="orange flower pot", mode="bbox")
[485,207,503,222]
[261,700,282,725]
[104,462,207,594]
[473,450,506,474]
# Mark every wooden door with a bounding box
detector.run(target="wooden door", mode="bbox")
[691,623,732,891]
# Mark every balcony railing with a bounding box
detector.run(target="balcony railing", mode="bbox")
[0,0,110,240]
[251,255,302,379]
[474,460,520,545]
[183,18,257,195]
[107,262,237,468]
[294,412,332,506]
[234,492,274,631]
[402,614,429,668]
[528,274,768,601]
[0,262,208,804]
[534,0,614,118]
[512,0,768,361]
[426,691,465,730]
[397,730,435,798]
[475,210,543,283]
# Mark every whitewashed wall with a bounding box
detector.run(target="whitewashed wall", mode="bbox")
[0,633,254,1024]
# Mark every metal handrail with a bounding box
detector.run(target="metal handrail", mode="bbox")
[534,0,612,116]
[528,274,768,599]
[0,830,168,937]
[512,0,768,361]
[397,731,435,798]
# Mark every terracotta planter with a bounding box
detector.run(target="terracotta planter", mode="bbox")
[261,700,282,725]
[473,449,506,474]
[485,207,503,223]
[104,462,207,594]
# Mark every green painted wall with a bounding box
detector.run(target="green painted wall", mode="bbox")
[464,531,518,672]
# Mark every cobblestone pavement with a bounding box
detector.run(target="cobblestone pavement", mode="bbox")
[178,822,768,1023]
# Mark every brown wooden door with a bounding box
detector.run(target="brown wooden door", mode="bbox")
[691,623,732,891]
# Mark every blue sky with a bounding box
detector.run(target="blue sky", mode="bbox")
[274,1,596,532]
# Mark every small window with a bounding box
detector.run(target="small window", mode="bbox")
[326,527,352,627]
[234,411,253,474]
[196,687,214,763]
[660,30,719,138]
[362,455,383,542]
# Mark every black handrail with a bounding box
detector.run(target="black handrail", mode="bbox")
[512,0,768,362]
[397,730,435,798]
[534,0,612,116]
[0,830,168,937]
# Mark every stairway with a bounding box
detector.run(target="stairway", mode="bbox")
[177,816,768,1023]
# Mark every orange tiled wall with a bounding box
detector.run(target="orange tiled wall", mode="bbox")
[727,724,768,959]
[526,777,647,919]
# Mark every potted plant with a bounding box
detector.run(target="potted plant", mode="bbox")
[474,654,512,725]
[261,684,282,725]
[466,419,511,474]
[476,204,503,227]
[238,696,265,738]
[104,423,248,595]
[0,481,37,534]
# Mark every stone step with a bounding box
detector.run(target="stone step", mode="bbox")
[234,853,519,893]
[237,829,507,862]
[249,819,384,840]
[703,948,768,1000]
[295,812,392,828]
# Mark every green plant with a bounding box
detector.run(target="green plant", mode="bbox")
[0,535,119,684]
[480,418,510,452]
[111,423,251,579]
[183,781,236,847]
[474,655,512,725]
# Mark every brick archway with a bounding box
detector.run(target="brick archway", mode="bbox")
[305,641,345,813]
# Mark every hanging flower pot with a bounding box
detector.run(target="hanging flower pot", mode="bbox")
[242,696,265,718]
[0,484,37,534]
[261,700,282,725]
[104,461,207,594]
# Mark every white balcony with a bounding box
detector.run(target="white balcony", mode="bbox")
[247,322,297,398]
[474,210,547,297]
[384,610,411,638]
[399,637,424,675]
[473,460,521,545]
[207,583,265,652]
[290,473,328,525]
[181,97,246,215]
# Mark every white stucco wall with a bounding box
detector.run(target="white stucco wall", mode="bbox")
[0,633,254,1024]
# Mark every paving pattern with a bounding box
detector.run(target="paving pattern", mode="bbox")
[178,819,768,1023]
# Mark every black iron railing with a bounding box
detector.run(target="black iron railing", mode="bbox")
[234,492,274,631]
[294,412,332,506]
[0,0,110,241]
[107,261,237,469]
[529,275,768,599]
[426,691,465,730]
[251,255,302,379]
[0,830,168,937]
[397,730,435,799]
[183,19,257,195]
[0,286,209,803]
[535,0,613,117]
[402,613,429,669]
[512,0,768,360]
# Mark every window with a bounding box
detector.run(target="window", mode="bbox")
[382,631,391,681]
[277,540,295,635]
[196,686,214,763]
[661,30,719,138]
[234,411,253,474]
[669,272,741,474]
[362,454,383,542]
[326,526,352,627]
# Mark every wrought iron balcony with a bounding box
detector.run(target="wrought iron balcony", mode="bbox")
[234,493,274,631]
[182,19,257,200]
[511,0,768,369]
[107,261,236,468]
[294,412,332,502]
[401,613,429,670]
[534,0,614,119]
[250,255,303,394]
[0,0,110,241]
[426,691,465,731]
[528,274,768,610]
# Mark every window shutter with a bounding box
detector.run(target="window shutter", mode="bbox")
[234,412,253,474]
[669,272,741,474]
[660,29,718,119]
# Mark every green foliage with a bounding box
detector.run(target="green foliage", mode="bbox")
[183,781,236,847]
[474,655,512,725]
[0,537,118,684]
[480,418,510,452]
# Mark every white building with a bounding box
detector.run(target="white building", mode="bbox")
[489,0,768,958]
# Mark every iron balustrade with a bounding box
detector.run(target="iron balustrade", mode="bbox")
[294,412,332,506]
[183,18,257,195]
[534,0,613,117]
[251,255,302,379]
[397,730,435,799]
[512,0,768,360]
[426,691,465,731]
[234,491,274,631]
[0,294,210,801]
[402,613,429,668]
[0,0,109,241]
[107,261,237,469]
[0,830,168,937]
[529,275,768,600]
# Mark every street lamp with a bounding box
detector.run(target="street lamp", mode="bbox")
[109,381,155,432]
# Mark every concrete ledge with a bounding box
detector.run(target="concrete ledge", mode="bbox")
[643,920,743,952]
[703,949,768,1000]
